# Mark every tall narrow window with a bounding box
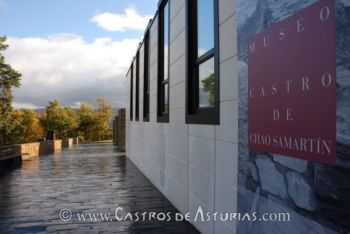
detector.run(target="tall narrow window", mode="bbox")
[143,31,150,122]
[129,64,133,121]
[135,52,140,121]
[186,0,219,124]
[157,0,170,123]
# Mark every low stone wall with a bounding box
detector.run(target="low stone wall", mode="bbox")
[19,143,40,160]
[20,140,63,160]
[0,138,76,161]
[112,109,125,152]
[113,117,119,145]
[62,138,73,148]
[53,140,62,152]
[117,109,126,152]
[73,137,79,145]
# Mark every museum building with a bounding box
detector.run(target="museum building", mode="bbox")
[125,0,349,233]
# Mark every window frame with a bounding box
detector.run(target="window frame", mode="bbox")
[143,31,150,122]
[186,0,220,125]
[129,63,134,121]
[157,0,170,123]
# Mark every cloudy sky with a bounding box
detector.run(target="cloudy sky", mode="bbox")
[0,0,157,109]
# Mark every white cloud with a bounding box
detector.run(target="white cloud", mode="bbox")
[91,7,152,32]
[5,34,140,109]
[13,102,42,109]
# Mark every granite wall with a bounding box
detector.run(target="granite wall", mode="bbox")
[21,140,62,160]
[19,142,41,160]
[113,116,119,146]
[0,139,77,161]
[73,137,79,145]
[117,109,126,152]
[62,138,73,148]
[237,0,350,233]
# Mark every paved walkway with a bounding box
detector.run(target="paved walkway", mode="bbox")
[0,142,198,233]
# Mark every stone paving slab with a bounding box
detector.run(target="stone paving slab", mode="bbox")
[0,143,199,233]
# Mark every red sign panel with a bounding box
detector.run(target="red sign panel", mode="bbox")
[248,0,336,164]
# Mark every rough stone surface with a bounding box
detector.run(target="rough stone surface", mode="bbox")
[248,162,259,182]
[255,194,335,234]
[117,109,126,152]
[0,143,198,233]
[237,187,337,234]
[314,164,342,200]
[313,164,350,227]
[336,71,350,145]
[62,138,73,148]
[336,142,350,169]
[273,154,308,173]
[113,116,119,145]
[73,137,79,144]
[0,140,66,161]
[255,156,287,198]
[238,61,250,185]
[286,171,317,212]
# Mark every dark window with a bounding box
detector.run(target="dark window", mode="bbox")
[129,64,133,121]
[143,31,150,122]
[135,52,140,121]
[157,0,170,123]
[186,0,219,125]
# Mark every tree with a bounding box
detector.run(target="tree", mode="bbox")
[95,98,113,122]
[63,106,78,138]
[21,109,45,142]
[84,98,113,141]
[0,36,22,145]
[42,100,77,139]
[4,110,25,145]
[75,98,113,142]
[2,96,113,144]
[76,102,94,141]
[5,109,44,145]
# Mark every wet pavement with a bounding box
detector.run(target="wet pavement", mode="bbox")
[0,142,199,233]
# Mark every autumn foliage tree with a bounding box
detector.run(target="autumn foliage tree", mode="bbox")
[0,36,22,145]
[41,98,113,142]
[41,100,78,139]
[89,98,113,141]
[78,98,113,141]
[2,98,113,146]
[5,109,44,144]
[76,102,95,138]
[0,37,114,146]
